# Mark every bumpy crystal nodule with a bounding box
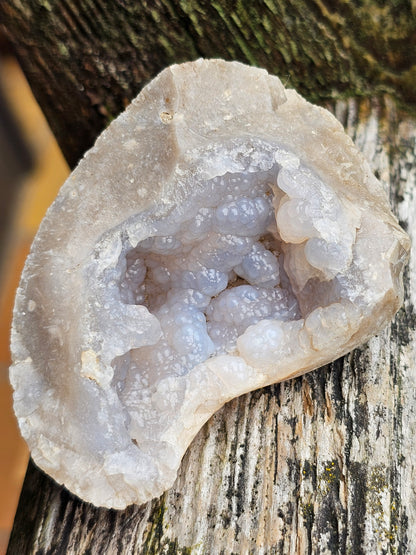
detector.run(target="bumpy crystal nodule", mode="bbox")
[10,59,410,508]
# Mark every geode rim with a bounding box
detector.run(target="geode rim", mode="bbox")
[10,59,410,509]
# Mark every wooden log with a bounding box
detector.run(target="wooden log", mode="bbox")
[1,1,415,553]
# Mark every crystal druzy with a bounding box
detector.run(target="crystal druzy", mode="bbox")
[10,59,410,509]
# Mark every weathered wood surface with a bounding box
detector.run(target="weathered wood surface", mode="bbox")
[1,1,416,553]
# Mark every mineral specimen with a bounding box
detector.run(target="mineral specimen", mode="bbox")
[10,59,410,509]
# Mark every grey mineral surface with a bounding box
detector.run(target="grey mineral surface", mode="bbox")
[10,59,410,509]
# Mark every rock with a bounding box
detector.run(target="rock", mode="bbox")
[10,59,410,509]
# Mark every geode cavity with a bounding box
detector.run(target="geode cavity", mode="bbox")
[10,59,410,509]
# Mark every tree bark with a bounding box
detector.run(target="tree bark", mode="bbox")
[2,2,416,553]
[1,0,415,167]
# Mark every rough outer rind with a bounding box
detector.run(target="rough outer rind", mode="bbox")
[10,59,410,509]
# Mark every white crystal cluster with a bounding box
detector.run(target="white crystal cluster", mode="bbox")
[10,59,410,509]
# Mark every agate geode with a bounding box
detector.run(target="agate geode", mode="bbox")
[10,59,410,509]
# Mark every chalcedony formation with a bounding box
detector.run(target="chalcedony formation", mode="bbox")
[11,59,410,509]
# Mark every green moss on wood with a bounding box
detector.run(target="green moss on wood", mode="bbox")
[1,0,415,166]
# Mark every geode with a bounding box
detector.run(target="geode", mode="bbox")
[10,59,410,509]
